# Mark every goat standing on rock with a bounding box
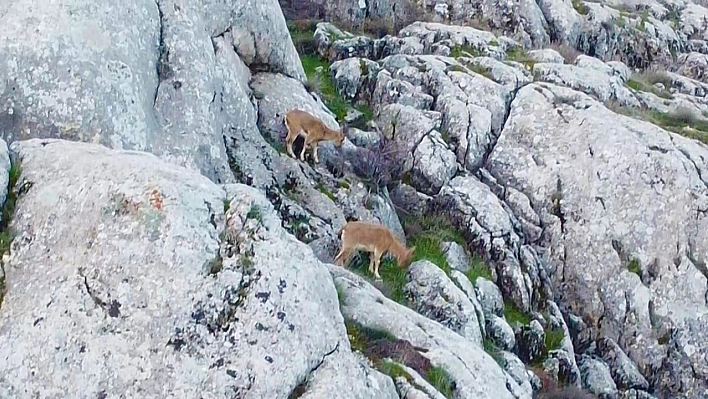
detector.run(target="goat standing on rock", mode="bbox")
[335,221,415,280]
[284,109,346,163]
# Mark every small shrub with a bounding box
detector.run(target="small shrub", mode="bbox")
[0,162,21,310]
[506,47,535,69]
[426,366,456,398]
[350,120,408,192]
[504,301,531,326]
[626,69,673,99]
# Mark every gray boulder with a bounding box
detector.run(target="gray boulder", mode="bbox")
[0,138,396,398]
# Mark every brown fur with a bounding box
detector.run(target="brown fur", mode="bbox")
[284,109,346,163]
[334,221,415,280]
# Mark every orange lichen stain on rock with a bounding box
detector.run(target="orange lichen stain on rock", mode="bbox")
[149,189,164,211]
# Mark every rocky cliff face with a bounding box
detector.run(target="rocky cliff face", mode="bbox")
[0,0,707,398]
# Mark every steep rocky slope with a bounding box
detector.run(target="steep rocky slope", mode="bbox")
[0,0,707,398]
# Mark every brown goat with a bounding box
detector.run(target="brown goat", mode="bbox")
[284,109,346,163]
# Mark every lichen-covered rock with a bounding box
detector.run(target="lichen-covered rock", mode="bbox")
[488,82,708,397]
[441,241,469,273]
[404,260,483,345]
[0,139,396,398]
[475,277,505,317]
[596,337,649,391]
[578,355,618,399]
[330,264,529,399]
[515,320,545,364]
[487,315,516,351]
[500,351,534,398]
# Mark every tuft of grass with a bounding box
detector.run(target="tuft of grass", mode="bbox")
[346,319,397,353]
[572,0,589,15]
[316,182,336,202]
[627,258,642,276]
[450,44,482,58]
[465,255,493,284]
[246,205,263,223]
[348,253,408,304]
[506,47,535,69]
[636,10,649,32]
[287,19,318,55]
[504,301,531,326]
[300,54,372,125]
[300,55,350,121]
[483,338,505,366]
[466,63,494,80]
[223,198,231,214]
[626,69,673,99]
[402,214,467,275]
[379,360,413,381]
[544,327,565,353]
[426,366,456,398]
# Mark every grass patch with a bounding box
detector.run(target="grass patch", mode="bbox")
[300,54,372,125]
[246,205,262,223]
[316,182,336,201]
[466,63,494,79]
[0,161,21,310]
[609,102,708,146]
[287,19,318,55]
[465,254,493,284]
[483,338,505,366]
[450,44,482,58]
[572,0,589,15]
[379,360,414,381]
[300,54,350,121]
[402,215,467,275]
[627,258,642,276]
[426,366,456,398]
[504,301,531,326]
[544,327,565,353]
[626,69,673,99]
[506,46,535,69]
[348,253,408,303]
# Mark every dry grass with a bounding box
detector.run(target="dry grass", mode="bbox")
[626,68,674,99]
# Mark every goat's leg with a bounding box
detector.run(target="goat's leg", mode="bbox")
[373,248,383,280]
[312,142,320,163]
[300,135,310,161]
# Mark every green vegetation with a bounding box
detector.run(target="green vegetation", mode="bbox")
[506,47,535,69]
[504,301,532,326]
[636,10,649,32]
[626,70,673,99]
[483,338,505,366]
[402,215,467,275]
[627,258,642,276]
[466,63,494,79]
[426,366,456,398]
[246,205,263,223]
[572,0,589,15]
[300,54,373,126]
[223,198,231,214]
[379,360,414,381]
[450,44,482,58]
[348,254,408,303]
[300,54,350,121]
[544,327,565,353]
[0,162,21,310]
[465,254,493,284]
[287,19,318,55]
[316,182,336,201]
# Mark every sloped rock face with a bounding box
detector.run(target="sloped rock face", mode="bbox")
[488,82,708,397]
[330,264,528,399]
[0,139,396,398]
[0,0,305,184]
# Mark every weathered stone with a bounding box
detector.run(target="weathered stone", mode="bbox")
[404,260,483,345]
[0,139,395,398]
[578,355,618,399]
